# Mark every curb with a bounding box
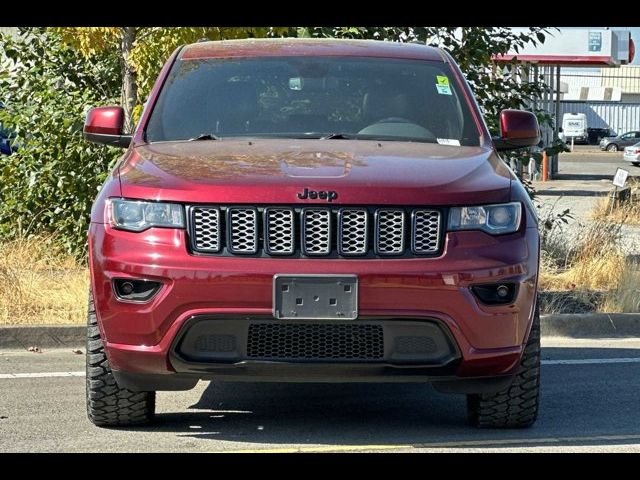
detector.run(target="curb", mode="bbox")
[0,325,85,349]
[541,313,640,339]
[1,314,640,350]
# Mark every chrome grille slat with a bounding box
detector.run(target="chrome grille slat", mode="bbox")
[265,208,295,255]
[189,206,441,257]
[191,207,221,252]
[338,209,368,256]
[228,208,258,254]
[302,208,332,255]
[412,210,441,254]
[375,209,405,255]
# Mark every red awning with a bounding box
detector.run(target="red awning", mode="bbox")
[492,54,617,66]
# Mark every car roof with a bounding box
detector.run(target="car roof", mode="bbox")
[180,38,446,62]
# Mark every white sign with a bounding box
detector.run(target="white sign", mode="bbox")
[613,168,629,188]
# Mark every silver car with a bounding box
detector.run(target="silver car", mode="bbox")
[623,141,640,166]
[600,131,640,152]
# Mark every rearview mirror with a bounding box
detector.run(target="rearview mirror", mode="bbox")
[493,109,540,151]
[83,106,132,148]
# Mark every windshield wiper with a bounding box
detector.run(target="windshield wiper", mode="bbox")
[188,133,220,141]
[320,133,356,140]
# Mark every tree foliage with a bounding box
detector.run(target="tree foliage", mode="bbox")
[0,28,121,257]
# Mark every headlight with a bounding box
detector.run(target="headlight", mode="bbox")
[108,199,185,232]
[448,202,521,235]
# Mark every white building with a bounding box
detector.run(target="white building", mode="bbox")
[561,66,640,103]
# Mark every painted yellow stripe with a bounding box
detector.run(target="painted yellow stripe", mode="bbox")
[212,434,640,453]
[215,444,410,454]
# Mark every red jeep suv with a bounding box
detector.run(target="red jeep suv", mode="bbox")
[83,39,542,429]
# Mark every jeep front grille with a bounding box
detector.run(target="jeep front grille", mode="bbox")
[412,210,441,254]
[265,208,295,255]
[375,209,406,255]
[191,207,221,253]
[188,206,442,258]
[302,209,332,255]
[338,209,368,256]
[228,208,258,254]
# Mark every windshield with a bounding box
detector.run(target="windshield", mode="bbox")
[145,56,480,146]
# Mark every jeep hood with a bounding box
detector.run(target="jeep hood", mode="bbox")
[118,139,513,205]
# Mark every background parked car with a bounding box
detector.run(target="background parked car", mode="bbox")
[587,127,616,145]
[600,131,640,152]
[0,122,16,155]
[623,141,640,166]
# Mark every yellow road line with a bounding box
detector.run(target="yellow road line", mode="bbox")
[216,444,410,454]
[212,434,640,453]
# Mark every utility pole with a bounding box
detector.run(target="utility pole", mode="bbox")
[553,65,561,177]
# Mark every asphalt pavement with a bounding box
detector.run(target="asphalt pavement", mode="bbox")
[1,337,640,453]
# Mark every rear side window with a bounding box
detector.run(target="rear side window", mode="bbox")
[145,56,481,146]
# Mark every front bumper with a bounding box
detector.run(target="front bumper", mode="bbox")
[89,222,539,386]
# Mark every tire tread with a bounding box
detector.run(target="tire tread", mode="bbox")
[467,303,541,429]
[86,293,155,427]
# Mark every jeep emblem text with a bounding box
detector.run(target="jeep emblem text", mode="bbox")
[297,188,338,202]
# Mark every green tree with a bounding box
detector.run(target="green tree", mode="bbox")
[0,28,121,257]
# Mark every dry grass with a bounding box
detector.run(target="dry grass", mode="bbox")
[539,220,627,292]
[0,236,88,325]
[590,195,640,225]
[602,266,640,313]
[539,203,639,313]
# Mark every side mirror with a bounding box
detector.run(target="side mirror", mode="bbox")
[493,109,540,151]
[83,106,132,148]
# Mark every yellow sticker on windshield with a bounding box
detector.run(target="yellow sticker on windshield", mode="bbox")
[436,75,450,86]
[436,75,452,95]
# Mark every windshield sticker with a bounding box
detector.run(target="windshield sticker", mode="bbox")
[436,75,452,95]
[437,138,461,146]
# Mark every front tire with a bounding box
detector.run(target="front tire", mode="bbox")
[466,303,541,428]
[86,293,156,427]
[607,144,619,152]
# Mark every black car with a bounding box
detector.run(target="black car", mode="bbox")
[587,127,615,145]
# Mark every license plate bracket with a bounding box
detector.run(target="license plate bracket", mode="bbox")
[273,275,358,320]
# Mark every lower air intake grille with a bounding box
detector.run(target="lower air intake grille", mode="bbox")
[247,323,384,361]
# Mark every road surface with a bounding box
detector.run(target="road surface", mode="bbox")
[1,337,640,452]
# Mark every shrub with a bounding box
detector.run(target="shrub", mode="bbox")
[0,28,120,259]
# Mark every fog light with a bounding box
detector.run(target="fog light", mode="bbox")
[470,283,518,305]
[120,281,135,295]
[496,284,510,298]
[113,279,162,302]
